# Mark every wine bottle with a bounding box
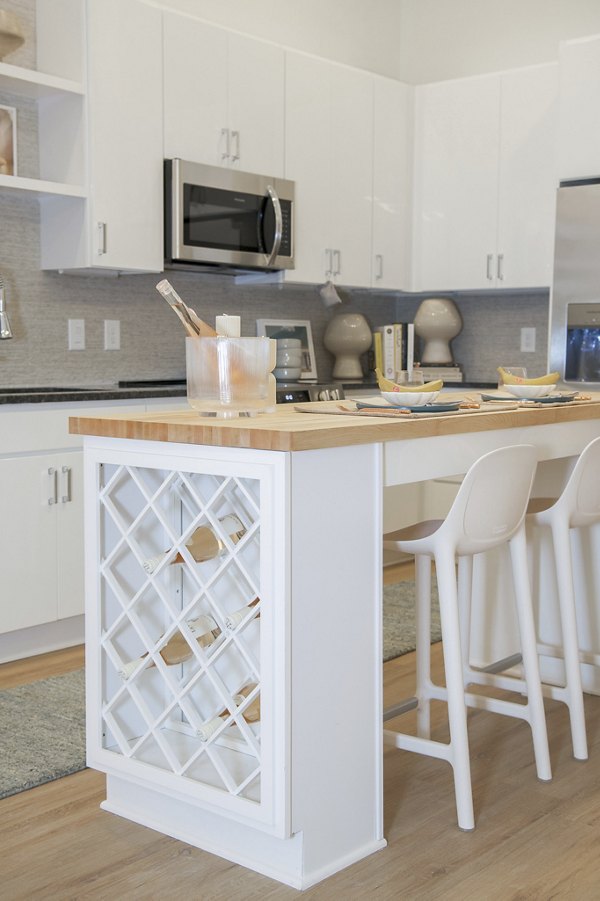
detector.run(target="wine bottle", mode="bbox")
[118,614,220,680]
[225,596,260,630]
[197,683,260,742]
[143,513,246,574]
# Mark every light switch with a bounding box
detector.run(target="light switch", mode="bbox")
[520,327,536,353]
[68,318,85,351]
[104,319,121,350]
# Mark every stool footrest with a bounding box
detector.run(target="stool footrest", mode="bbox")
[383,696,418,722]
[384,728,453,763]
[473,652,523,674]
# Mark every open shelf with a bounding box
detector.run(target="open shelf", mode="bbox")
[0,174,86,199]
[0,61,84,99]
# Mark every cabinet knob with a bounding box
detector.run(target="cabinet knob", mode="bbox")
[486,253,494,281]
[375,254,383,280]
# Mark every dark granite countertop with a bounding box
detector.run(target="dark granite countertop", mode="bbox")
[0,381,187,405]
[0,379,498,405]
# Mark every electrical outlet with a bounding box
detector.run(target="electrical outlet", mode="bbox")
[520,327,536,353]
[68,318,85,351]
[104,319,121,350]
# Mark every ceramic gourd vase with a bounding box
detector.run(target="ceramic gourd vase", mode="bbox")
[323,312,372,379]
[413,298,462,365]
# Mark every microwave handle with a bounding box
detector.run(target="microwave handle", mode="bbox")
[263,185,283,267]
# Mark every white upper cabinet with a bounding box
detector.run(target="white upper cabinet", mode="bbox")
[412,63,558,292]
[557,34,600,180]
[163,12,284,177]
[496,64,559,290]
[40,0,164,273]
[285,51,373,287]
[372,77,413,290]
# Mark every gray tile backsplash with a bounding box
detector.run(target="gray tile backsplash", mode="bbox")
[0,0,550,389]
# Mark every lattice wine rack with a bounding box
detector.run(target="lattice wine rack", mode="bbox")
[86,448,285,830]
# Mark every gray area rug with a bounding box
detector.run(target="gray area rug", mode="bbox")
[0,669,86,800]
[0,580,437,798]
[383,577,441,663]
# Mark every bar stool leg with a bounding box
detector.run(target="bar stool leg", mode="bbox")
[550,519,588,760]
[457,555,473,679]
[509,527,552,782]
[435,547,475,831]
[415,553,432,738]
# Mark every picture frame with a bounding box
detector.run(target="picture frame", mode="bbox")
[256,318,317,380]
[0,105,16,176]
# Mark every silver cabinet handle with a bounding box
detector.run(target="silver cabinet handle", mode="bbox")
[263,185,282,267]
[97,222,107,256]
[221,127,230,160]
[333,249,341,276]
[325,248,333,277]
[486,253,494,280]
[60,465,72,504]
[45,466,57,506]
[497,253,504,281]
[375,254,383,280]
[231,130,240,162]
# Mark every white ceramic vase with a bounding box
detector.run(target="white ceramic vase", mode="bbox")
[413,298,462,365]
[323,312,372,379]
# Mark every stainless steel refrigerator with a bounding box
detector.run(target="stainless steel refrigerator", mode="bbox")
[549,179,600,387]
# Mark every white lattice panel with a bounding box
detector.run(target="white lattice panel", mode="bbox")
[84,443,288,833]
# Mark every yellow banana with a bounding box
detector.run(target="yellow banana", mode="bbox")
[375,368,443,393]
[497,367,560,386]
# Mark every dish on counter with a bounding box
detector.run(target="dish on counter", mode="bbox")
[503,383,557,399]
[380,389,440,407]
[481,392,577,404]
[357,400,460,414]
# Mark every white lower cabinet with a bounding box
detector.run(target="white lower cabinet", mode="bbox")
[0,401,150,652]
[0,451,83,633]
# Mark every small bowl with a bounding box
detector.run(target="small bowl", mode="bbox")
[382,390,440,408]
[504,384,557,399]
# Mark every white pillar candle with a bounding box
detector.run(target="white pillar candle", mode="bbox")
[215,314,241,337]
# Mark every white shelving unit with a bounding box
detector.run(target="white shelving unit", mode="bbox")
[0,60,86,200]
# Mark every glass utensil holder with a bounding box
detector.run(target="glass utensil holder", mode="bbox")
[186,336,276,417]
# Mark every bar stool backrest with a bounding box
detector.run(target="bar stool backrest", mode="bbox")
[562,436,600,527]
[440,444,538,556]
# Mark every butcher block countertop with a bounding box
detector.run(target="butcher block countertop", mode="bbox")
[69,392,600,452]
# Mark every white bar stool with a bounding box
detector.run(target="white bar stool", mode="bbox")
[526,435,600,762]
[383,444,551,831]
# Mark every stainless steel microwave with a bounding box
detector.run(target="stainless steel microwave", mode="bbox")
[164,159,294,273]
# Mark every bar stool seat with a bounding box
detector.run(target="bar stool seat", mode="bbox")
[383,444,551,832]
[526,435,600,762]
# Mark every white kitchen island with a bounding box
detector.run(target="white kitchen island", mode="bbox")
[70,396,600,889]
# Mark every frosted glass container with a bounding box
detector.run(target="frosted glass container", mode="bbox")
[186,337,276,417]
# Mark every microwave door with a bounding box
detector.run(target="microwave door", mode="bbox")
[259,185,283,267]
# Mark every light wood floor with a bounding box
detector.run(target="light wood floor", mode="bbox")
[2,564,600,900]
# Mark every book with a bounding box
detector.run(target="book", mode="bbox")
[380,324,396,380]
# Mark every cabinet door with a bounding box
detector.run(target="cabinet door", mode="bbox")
[56,453,85,620]
[163,13,228,166]
[329,64,374,288]
[412,75,501,292]
[228,33,285,177]
[372,77,413,290]
[497,64,559,289]
[86,0,163,271]
[285,52,332,284]
[558,35,600,180]
[0,456,58,633]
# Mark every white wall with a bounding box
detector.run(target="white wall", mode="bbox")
[157,0,404,79]
[397,0,600,83]
[159,0,600,84]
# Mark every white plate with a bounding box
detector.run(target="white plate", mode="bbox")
[381,390,440,407]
